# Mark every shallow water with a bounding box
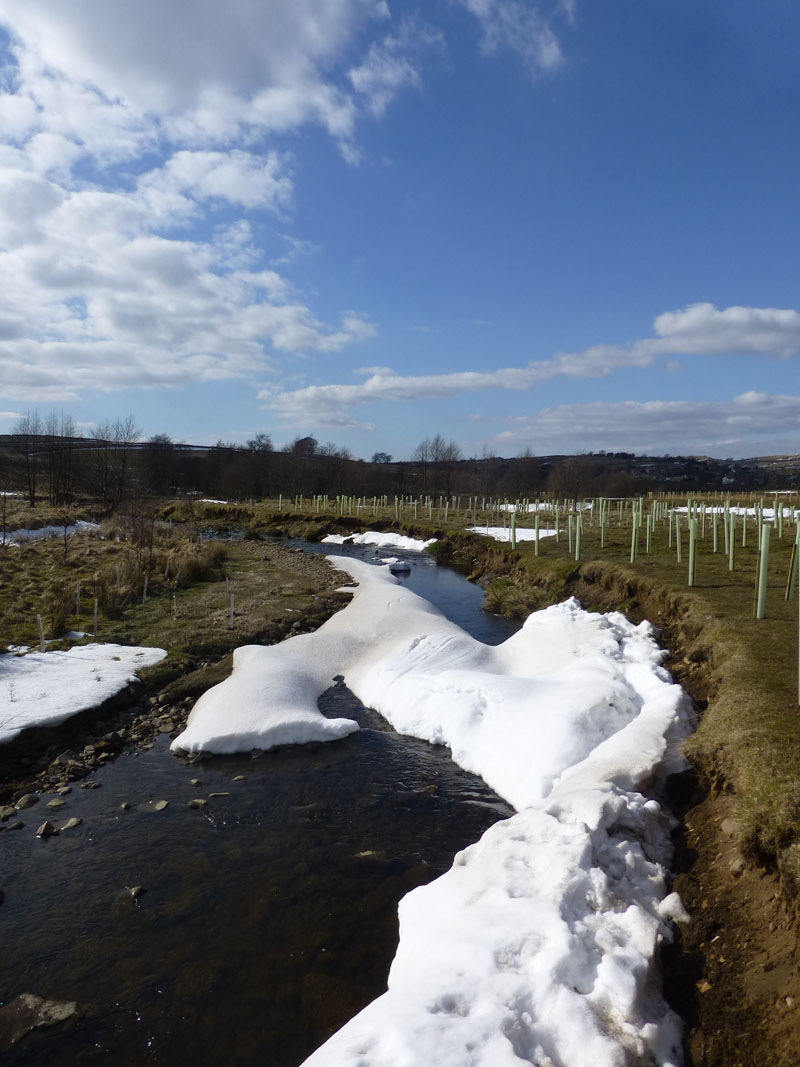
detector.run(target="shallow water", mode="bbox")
[0,546,518,1066]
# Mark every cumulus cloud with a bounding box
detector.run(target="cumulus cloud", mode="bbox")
[485,392,800,457]
[261,302,800,427]
[0,2,409,405]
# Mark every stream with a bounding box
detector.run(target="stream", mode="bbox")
[0,543,520,1065]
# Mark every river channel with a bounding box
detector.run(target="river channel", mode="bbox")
[1,542,519,1066]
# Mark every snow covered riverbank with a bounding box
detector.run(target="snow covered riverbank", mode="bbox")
[0,644,167,744]
[173,557,693,1065]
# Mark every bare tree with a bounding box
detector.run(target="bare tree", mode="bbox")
[412,436,433,495]
[110,415,141,509]
[247,433,272,451]
[43,410,77,506]
[429,434,462,496]
[12,410,42,506]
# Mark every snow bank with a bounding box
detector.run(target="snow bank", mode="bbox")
[171,558,692,1065]
[467,525,558,544]
[0,644,167,744]
[304,784,686,1067]
[322,531,437,551]
[3,519,100,544]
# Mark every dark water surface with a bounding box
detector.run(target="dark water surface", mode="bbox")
[0,544,518,1066]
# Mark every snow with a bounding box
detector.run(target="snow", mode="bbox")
[467,525,558,544]
[675,505,799,520]
[0,644,167,744]
[499,502,592,512]
[173,557,692,1065]
[2,519,100,544]
[322,531,437,551]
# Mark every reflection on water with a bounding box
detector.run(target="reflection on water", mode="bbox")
[0,546,518,1066]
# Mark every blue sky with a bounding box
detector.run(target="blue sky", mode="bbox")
[1,0,799,460]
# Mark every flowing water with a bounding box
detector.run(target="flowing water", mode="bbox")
[0,544,519,1066]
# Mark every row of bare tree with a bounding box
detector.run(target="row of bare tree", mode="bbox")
[4,409,676,509]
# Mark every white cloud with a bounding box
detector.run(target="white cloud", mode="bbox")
[652,302,800,358]
[261,303,800,428]
[140,150,294,212]
[457,0,567,74]
[1,0,389,117]
[485,392,800,457]
[0,2,405,406]
[349,20,443,117]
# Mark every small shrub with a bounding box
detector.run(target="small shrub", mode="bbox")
[43,580,73,637]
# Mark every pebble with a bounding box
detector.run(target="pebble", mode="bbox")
[208,792,230,798]
[36,821,59,838]
[80,782,101,790]
[0,805,17,821]
[187,798,208,809]
[15,794,40,810]
[61,818,82,830]
[46,798,66,809]
[232,775,244,782]
[127,885,146,899]
[120,802,131,811]
[189,779,202,786]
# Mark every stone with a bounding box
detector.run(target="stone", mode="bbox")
[232,775,244,782]
[187,798,207,809]
[56,786,72,796]
[120,802,131,811]
[46,798,66,809]
[189,779,202,786]
[64,761,89,781]
[127,885,146,899]
[208,792,230,798]
[136,800,168,812]
[0,805,17,821]
[35,821,58,838]
[61,818,82,830]
[80,782,101,790]
[15,794,40,810]
[0,993,78,1049]
[729,856,746,877]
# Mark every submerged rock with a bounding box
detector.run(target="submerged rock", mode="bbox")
[0,993,78,1049]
